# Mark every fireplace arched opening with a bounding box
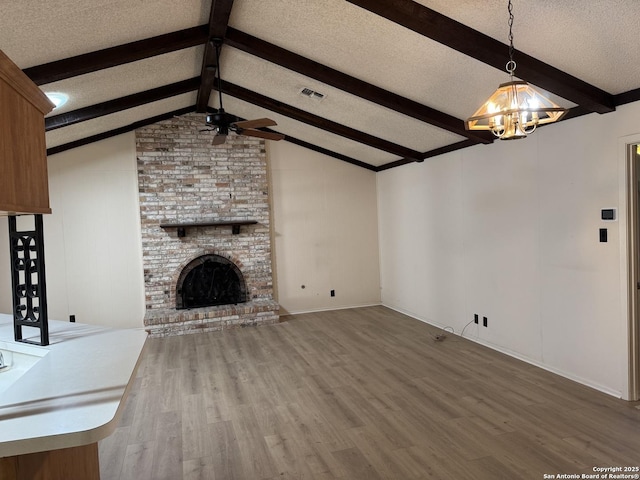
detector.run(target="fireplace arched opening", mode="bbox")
[175,255,247,310]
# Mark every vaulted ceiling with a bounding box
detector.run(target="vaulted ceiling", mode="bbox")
[2,0,640,171]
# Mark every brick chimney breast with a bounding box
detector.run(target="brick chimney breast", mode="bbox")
[136,113,279,337]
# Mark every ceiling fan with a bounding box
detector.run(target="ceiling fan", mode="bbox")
[204,40,285,146]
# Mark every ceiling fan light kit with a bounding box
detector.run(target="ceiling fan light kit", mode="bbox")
[465,0,567,140]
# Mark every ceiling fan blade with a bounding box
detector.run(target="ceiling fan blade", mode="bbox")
[232,118,277,129]
[239,129,285,141]
[212,134,227,145]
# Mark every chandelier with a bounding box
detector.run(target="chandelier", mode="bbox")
[465,0,567,140]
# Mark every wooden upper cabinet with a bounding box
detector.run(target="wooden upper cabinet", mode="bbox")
[0,49,54,215]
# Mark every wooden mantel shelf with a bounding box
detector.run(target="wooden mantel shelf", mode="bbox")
[160,220,258,237]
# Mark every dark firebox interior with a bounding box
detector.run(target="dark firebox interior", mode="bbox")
[176,255,247,309]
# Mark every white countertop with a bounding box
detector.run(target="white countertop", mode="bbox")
[0,314,147,457]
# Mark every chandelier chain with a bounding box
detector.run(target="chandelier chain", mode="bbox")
[506,0,516,76]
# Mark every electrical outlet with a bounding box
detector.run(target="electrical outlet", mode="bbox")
[483,316,488,327]
[474,314,479,324]
[330,289,335,297]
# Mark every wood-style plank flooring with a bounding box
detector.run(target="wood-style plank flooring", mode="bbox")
[99,306,640,479]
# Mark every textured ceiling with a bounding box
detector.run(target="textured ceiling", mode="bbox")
[414,0,640,94]
[1,0,638,170]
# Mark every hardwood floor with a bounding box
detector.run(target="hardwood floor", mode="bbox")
[99,306,640,479]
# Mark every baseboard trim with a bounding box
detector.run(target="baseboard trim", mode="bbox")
[279,302,382,318]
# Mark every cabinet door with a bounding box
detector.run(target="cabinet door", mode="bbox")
[0,49,53,215]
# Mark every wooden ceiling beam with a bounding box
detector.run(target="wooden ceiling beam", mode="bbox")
[224,27,492,144]
[615,87,640,107]
[41,67,394,170]
[346,0,614,114]
[45,78,199,131]
[46,106,196,156]
[196,0,235,112]
[377,139,478,171]
[219,79,425,162]
[24,26,209,86]
[47,107,377,171]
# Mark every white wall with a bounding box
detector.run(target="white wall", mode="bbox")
[269,141,381,314]
[378,101,640,398]
[0,134,381,326]
[0,133,146,329]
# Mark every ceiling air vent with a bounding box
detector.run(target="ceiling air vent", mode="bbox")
[299,87,326,101]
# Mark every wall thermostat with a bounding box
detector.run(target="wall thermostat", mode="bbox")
[601,208,616,221]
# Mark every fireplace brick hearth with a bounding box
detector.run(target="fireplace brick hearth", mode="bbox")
[135,113,279,337]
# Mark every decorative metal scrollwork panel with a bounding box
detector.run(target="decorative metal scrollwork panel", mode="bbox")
[8,215,49,346]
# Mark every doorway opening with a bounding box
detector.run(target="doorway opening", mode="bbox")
[625,143,640,401]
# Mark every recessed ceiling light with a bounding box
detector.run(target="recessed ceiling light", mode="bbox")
[45,92,69,109]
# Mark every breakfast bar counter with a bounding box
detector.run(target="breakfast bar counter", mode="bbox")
[0,314,147,479]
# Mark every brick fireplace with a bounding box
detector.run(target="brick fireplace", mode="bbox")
[135,113,279,337]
